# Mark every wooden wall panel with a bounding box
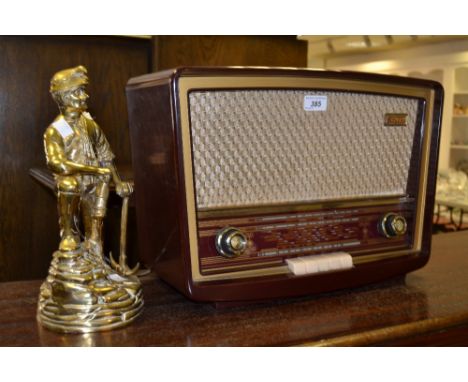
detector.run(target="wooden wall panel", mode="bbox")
[152,35,307,70]
[0,36,151,281]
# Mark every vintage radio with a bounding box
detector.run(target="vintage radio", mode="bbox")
[126,67,443,303]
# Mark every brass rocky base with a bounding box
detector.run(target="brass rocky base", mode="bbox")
[37,244,143,333]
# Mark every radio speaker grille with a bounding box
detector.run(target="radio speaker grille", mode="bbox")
[189,90,419,209]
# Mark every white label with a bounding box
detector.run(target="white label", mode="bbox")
[304,95,327,111]
[52,118,74,139]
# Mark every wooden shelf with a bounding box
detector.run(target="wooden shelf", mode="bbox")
[451,145,468,150]
[2,230,468,346]
[453,115,468,119]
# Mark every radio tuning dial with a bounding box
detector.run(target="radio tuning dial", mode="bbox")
[215,227,248,258]
[379,213,407,238]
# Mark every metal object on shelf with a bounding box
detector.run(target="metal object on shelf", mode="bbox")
[37,66,143,333]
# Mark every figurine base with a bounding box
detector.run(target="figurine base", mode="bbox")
[37,245,143,333]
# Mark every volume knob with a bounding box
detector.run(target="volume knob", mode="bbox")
[215,227,248,258]
[380,213,407,238]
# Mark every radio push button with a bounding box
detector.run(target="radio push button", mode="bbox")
[379,213,407,238]
[215,227,248,258]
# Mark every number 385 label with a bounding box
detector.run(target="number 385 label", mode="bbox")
[304,95,328,111]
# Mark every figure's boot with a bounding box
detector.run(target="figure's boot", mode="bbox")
[86,182,109,257]
[58,191,80,252]
[87,217,104,256]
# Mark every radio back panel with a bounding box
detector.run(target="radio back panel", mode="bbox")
[126,67,443,302]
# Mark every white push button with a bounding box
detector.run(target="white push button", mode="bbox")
[286,252,353,276]
[286,257,308,275]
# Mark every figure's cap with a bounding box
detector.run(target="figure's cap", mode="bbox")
[50,65,88,93]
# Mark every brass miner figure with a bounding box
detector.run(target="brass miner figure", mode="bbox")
[37,66,143,333]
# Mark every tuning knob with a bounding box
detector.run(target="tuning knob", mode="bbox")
[379,213,407,238]
[215,227,248,258]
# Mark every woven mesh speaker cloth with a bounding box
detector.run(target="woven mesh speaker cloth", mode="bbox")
[189,90,419,209]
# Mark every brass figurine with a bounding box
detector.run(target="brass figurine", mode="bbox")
[37,66,143,333]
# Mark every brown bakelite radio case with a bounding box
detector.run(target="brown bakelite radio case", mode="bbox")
[126,67,443,303]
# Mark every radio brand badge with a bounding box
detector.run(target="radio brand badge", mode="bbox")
[384,113,408,126]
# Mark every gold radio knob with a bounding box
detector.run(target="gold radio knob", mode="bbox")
[215,227,248,258]
[379,213,407,238]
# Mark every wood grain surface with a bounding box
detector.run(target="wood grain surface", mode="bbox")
[152,35,307,70]
[0,230,467,346]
